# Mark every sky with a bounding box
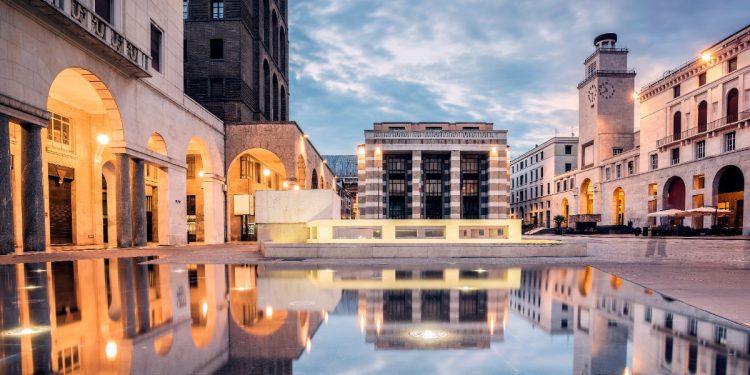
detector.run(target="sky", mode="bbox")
[287,0,749,157]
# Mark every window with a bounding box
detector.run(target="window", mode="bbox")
[648,183,657,196]
[186,155,196,178]
[673,85,680,98]
[389,126,405,131]
[613,148,622,156]
[615,164,621,178]
[693,174,704,189]
[725,132,736,152]
[183,0,188,19]
[698,101,708,132]
[714,326,727,345]
[564,163,572,172]
[698,72,706,86]
[728,56,737,73]
[556,182,560,193]
[564,145,572,154]
[48,113,72,149]
[627,161,633,175]
[239,156,248,178]
[695,140,705,159]
[665,312,673,329]
[210,78,223,97]
[650,154,658,170]
[426,126,442,131]
[605,167,610,180]
[56,344,81,375]
[210,39,223,59]
[688,319,698,337]
[563,180,567,191]
[95,0,112,23]
[671,148,679,165]
[150,24,162,72]
[211,0,224,19]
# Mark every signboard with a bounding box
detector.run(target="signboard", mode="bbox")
[233,194,254,215]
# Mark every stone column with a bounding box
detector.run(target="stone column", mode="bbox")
[132,159,147,247]
[24,262,52,374]
[117,258,137,337]
[411,150,422,219]
[449,151,461,219]
[0,115,14,254]
[488,148,502,219]
[20,123,45,253]
[356,146,366,219]
[0,264,21,373]
[116,154,133,248]
[134,257,151,333]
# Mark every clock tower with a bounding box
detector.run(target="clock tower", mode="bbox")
[577,33,636,168]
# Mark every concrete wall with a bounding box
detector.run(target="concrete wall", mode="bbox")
[255,190,341,224]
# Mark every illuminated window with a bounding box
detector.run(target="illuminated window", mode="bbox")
[693,174,705,189]
[56,344,81,374]
[47,113,72,149]
[648,183,657,196]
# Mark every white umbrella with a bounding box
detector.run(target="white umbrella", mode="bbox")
[684,206,731,216]
[646,209,687,218]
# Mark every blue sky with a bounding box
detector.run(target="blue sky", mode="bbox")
[288,0,749,156]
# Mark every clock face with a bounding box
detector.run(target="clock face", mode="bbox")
[598,81,616,99]
[587,85,597,106]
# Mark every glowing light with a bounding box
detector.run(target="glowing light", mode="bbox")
[201,302,208,318]
[3,326,48,337]
[293,185,300,191]
[488,316,496,335]
[474,268,487,274]
[359,315,366,333]
[263,169,271,177]
[375,147,381,155]
[323,159,327,164]
[265,306,273,318]
[632,92,639,100]
[305,337,312,353]
[409,329,448,340]
[105,340,118,359]
[198,170,204,178]
[323,311,329,323]
[376,317,382,336]
[303,134,309,139]
[357,146,365,156]
[701,52,712,62]
[282,181,289,189]
[490,147,498,156]
[97,134,110,145]
[623,368,631,375]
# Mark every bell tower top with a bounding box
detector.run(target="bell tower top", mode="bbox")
[593,33,618,48]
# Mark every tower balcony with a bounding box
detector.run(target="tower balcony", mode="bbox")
[576,69,636,89]
[14,0,151,77]
[656,111,750,149]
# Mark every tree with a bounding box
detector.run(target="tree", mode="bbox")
[553,215,566,229]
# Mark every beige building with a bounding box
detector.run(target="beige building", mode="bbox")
[357,122,510,220]
[519,28,750,234]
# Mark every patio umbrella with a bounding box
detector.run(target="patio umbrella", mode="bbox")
[684,206,731,216]
[646,209,687,218]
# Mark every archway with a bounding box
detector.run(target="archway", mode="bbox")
[663,176,686,226]
[296,155,306,189]
[612,187,625,225]
[44,67,124,247]
[271,11,279,62]
[311,169,318,189]
[185,137,213,243]
[580,179,594,215]
[726,88,739,122]
[146,133,169,244]
[713,165,744,229]
[263,60,270,120]
[227,148,287,241]
[280,86,287,121]
[561,198,569,227]
[272,74,279,121]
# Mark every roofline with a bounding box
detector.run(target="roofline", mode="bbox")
[510,136,579,163]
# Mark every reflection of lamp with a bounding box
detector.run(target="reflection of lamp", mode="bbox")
[408,329,448,340]
[282,181,289,189]
[305,338,312,353]
[105,340,118,360]
[293,185,300,191]
[201,302,208,318]
[264,306,273,318]
[198,170,204,178]
[97,134,110,145]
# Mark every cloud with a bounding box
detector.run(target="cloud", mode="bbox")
[289,0,748,156]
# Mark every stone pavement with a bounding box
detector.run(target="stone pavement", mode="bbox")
[1,236,749,326]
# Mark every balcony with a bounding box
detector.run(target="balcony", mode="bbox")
[17,0,151,77]
[656,111,750,148]
[365,130,505,140]
[577,69,636,89]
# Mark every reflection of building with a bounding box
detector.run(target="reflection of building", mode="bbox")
[509,269,574,334]
[357,122,510,219]
[514,28,750,233]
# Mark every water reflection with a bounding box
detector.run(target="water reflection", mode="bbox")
[0,259,748,374]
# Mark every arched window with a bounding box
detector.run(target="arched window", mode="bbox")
[726,88,739,122]
[263,0,269,44]
[311,169,318,189]
[272,74,279,121]
[280,27,286,73]
[673,111,682,140]
[271,11,278,62]
[280,86,287,121]
[697,101,708,132]
[263,60,270,120]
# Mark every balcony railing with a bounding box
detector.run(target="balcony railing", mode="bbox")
[21,0,151,77]
[583,47,629,65]
[365,130,505,140]
[577,69,637,89]
[656,111,750,148]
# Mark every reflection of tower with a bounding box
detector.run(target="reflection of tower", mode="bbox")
[358,269,511,349]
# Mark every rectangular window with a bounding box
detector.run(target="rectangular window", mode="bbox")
[692,194,704,208]
[47,113,72,149]
[564,145,572,154]
[695,140,705,159]
[671,148,680,165]
[210,39,223,59]
[563,180,567,191]
[728,57,737,73]
[687,319,698,337]
[210,78,223,97]
[673,85,680,98]
[388,126,405,131]
[565,163,572,172]
[556,182,560,193]
[613,148,623,156]
[644,307,652,322]
[605,167,610,180]
[665,312,673,329]
[150,23,162,72]
[698,72,706,86]
[95,0,112,23]
[693,174,705,189]
[649,154,658,170]
[714,326,727,345]
[239,156,248,178]
[725,132,736,152]
[648,183,657,196]
[615,164,621,178]
[627,161,633,175]
[186,155,196,178]
[183,0,188,19]
[211,0,224,19]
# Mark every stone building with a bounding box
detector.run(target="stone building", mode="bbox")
[357,122,510,219]
[509,136,578,227]
[324,154,358,219]
[517,28,750,234]
[184,0,288,122]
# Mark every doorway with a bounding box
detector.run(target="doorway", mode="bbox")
[49,164,74,245]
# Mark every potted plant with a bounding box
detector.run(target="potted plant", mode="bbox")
[553,215,566,235]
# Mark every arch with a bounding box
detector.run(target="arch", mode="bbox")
[227,148,288,241]
[280,27,287,73]
[263,0,270,45]
[561,198,569,227]
[311,169,318,189]
[280,86,287,121]
[272,74,279,121]
[697,101,708,132]
[263,60,271,120]
[663,176,686,210]
[271,10,279,62]
[296,155,307,189]
[147,132,168,156]
[673,111,682,140]
[579,179,594,215]
[612,187,625,225]
[726,88,739,121]
[185,137,215,243]
[712,165,744,229]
